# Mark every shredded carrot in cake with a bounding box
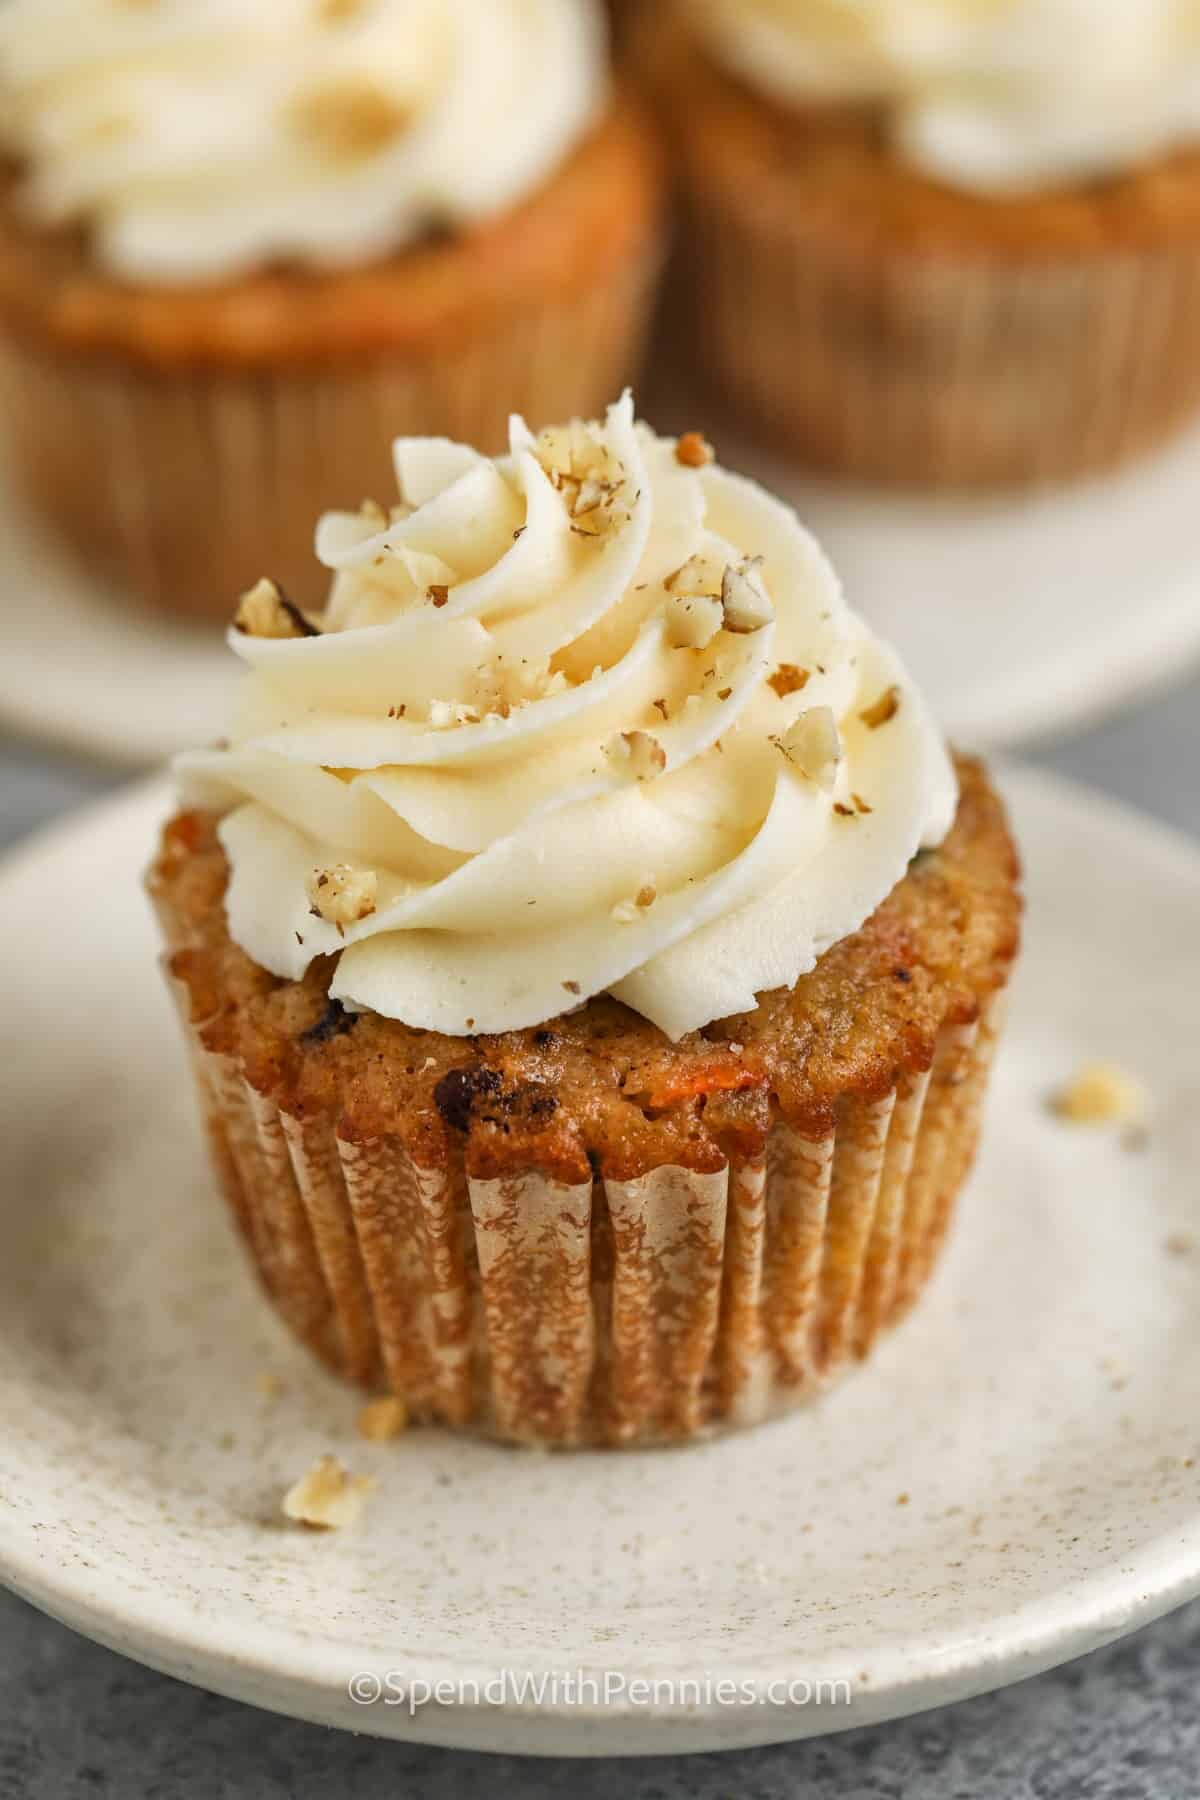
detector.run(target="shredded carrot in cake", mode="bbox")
[646,1061,762,1110]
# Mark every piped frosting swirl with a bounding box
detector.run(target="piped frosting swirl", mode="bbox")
[690,0,1200,194]
[0,0,606,282]
[178,394,958,1039]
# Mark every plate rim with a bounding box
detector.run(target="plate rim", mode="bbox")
[2,762,1199,1755]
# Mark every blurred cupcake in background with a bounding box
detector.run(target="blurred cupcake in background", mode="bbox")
[605,0,642,55]
[0,0,663,618]
[643,0,1200,486]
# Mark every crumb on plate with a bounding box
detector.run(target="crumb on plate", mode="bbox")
[1051,1061,1147,1126]
[357,1396,409,1442]
[282,1455,374,1530]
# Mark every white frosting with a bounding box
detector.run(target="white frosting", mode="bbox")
[692,0,1200,193]
[177,395,958,1040]
[0,0,606,282]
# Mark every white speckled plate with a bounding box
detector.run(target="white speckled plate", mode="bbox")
[1,766,1199,1757]
[4,414,1200,763]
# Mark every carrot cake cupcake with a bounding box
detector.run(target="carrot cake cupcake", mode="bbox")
[644,0,1200,486]
[150,393,1021,1447]
[0,0,662,617]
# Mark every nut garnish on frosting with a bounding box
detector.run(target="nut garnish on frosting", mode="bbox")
[234,578,319,641]
[0,0,608,283]
[176,392,958,1039]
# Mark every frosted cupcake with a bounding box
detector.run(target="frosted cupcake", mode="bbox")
[150,393,1021,1446]
[643,0,1200,486]
[0,0,662,618]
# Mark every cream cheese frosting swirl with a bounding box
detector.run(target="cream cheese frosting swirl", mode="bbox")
[177,394,958,1040]
[691,0,1200,193]
[0,0,606,283]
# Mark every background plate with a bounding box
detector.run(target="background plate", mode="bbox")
[1,767,1199,1756]
[0,484,229,766]
[3,415,1200,763]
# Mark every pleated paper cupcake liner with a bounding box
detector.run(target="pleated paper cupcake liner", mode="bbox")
[160,933,1007,1448]
[0,244,660,622]
[672,137,1200,487]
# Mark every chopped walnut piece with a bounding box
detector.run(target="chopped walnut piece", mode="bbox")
[860,685,902,729]
[768,663,810,698]
[282,1455,373,1530]
[357,1396,409,1442]
[721,558,772,633]
[233,577,318,640]
[428,699,481,728]
[359,497,387,527]
[568,478,625,536]
[427,584,450,607]
[775,706,842,791]
[664,590,722,650]
[306,863,378,928]
[605,729,667,782]
[611,884,656,924]
[562,980,582,995]
[664,553,722,597]
[1051,1062,1147,1126]
[286,79,411,160]
[675,431,715,468]
[536,423,629,536]
[573,476,608,517]
[852,792,873,814]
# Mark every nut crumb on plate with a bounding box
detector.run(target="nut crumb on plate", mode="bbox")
[357,1396,409,1442]
[282,1455,374,1530]
[1051,1061,1147,1126]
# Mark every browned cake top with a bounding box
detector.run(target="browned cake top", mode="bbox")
[151,754,1020,1183]
[0,99,660,367]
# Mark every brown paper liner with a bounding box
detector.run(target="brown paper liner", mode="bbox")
[605,0,642,53]
[162,950,1006,1448]
[0,245,659,621]
[678,199,1200,485]
[646,22,1200,487]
